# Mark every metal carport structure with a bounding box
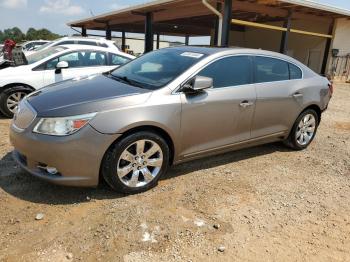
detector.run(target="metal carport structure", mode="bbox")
[68,0,350,75]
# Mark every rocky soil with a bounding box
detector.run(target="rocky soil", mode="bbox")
[0,84,349,262]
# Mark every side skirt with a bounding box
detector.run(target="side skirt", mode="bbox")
[174,131,287,165]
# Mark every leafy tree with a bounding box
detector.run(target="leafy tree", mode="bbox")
[26,28,37,40]
[0,27,61,43]
[2,27,25,42]
[34,28,60,40]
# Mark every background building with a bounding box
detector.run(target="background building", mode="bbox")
[112,36,181,56]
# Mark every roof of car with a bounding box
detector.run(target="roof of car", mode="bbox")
[59,36,114,42]
[162,46,307,69]
[166,46,299,60]
[57,44,135,58]
[164,46,230,55]
[58,44,111,51]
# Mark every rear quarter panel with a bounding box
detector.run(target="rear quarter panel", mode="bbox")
[300,75,331,112]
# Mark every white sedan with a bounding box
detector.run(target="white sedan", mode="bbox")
[24,36,120,56]
[0,45,135,117]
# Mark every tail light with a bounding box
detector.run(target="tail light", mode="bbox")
[328,82,334,97]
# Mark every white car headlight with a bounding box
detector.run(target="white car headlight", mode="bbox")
[33,113,97,136]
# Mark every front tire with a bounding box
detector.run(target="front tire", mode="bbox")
[101,131,170,194]
[0,87,31,118]
[284,109,319,150]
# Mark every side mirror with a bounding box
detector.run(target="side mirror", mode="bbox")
[182,75,213,93]
[55,61,69,74]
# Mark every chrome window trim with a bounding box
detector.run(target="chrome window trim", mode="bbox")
[172,53,304,94]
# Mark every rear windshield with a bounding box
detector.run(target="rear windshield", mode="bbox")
[111,49,207,90]
[26,46,67,64]
[34,41,53,51]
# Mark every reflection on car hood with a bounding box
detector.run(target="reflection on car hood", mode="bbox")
[27,74,151,117]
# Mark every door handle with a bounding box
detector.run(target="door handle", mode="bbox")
[240,100,254,108]
[293,92,303,98]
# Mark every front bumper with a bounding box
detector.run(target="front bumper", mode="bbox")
[10,122,121,187]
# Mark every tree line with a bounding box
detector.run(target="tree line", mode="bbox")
[0,27,62,43]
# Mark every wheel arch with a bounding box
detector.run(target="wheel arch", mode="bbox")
[0,83,35,93]
[286,103,322,140]
[104,125,176,166]
[302,104,322,122]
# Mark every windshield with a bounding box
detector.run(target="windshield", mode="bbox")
[111,49,207,90]
[34,41,53,51]
[26,46,67,64]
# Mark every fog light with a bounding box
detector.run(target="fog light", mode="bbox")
[46,167,58,175]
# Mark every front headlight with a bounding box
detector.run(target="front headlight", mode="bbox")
[33,113,97,136]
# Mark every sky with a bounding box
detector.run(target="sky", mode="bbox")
[0,0,350,43]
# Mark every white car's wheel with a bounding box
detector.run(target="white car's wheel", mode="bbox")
[0,87,32,118]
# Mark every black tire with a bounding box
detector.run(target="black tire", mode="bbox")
[284,109,319,150]
[101,131,170,194]
[0,86,32,118]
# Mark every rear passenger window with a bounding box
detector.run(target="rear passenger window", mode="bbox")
[110,53,131,66]
[198,56,252,88]
[254,57,289,83]
[85,51,107,66]
[289,63,302,79]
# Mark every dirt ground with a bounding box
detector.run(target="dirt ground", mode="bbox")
[0,84,349,262]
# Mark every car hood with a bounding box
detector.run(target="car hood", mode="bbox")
[27,74,151,117]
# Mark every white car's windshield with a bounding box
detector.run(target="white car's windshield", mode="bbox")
[111,49,207,90]
[26,46,67,64]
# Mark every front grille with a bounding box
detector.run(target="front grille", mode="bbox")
[13,99,37,130]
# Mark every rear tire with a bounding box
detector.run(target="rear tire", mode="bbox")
[101,131,170,194]
[0,86,32,118]
[284,109,319,150]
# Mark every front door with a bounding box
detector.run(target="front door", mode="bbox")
[179,55,256,158]
[43,50,110,86]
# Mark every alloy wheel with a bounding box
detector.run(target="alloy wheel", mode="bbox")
[117,139,163,188]
[6,91,27,113]
[296,113,316,146]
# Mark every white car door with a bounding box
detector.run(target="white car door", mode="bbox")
[42,50,112,86]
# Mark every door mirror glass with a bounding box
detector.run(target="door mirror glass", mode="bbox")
[56,61,69,69]
[183,75,213,93]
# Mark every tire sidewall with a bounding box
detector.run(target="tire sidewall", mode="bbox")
[290,109,319,150]
[102,131,170,194]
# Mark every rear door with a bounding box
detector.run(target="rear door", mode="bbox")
[180,55,256,157]
[251,56,304,138]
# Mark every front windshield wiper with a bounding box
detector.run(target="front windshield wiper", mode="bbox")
[109,74,145,89]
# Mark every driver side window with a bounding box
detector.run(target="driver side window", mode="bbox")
[45,51,107,70]
[46,58,59,70]
[197,56,253,88]
[45,52,82,70]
